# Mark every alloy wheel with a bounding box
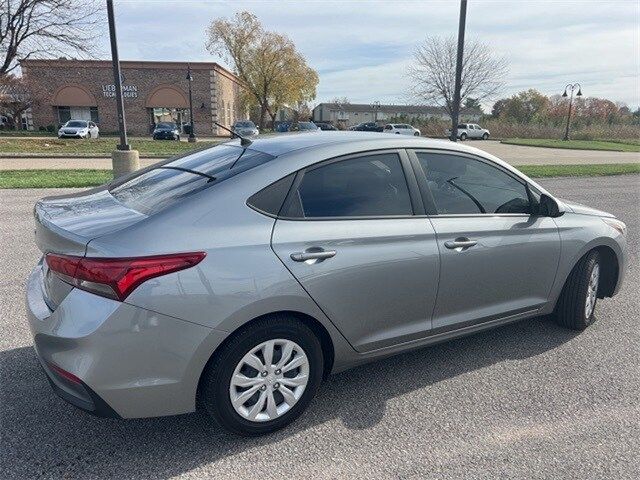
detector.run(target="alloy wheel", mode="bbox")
[585,263,600,319]
[229,339,309,422]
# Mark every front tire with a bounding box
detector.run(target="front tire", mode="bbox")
[553,250,600,330]
[198,315,324,436]
[482,133,489,140]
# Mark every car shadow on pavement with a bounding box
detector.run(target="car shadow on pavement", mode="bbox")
[0,316,578,478]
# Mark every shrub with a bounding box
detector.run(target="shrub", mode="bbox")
[45,124,55,133]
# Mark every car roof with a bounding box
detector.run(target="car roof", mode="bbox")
[224,131,469,156]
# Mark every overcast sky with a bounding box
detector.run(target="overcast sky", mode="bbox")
[105,0,640,111]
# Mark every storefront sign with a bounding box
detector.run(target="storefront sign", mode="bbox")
[102,84,138,98]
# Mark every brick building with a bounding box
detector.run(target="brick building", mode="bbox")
[21,59,245,136]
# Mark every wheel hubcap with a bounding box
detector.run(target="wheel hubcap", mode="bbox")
[585,263,600,319]
[229,339,309,422]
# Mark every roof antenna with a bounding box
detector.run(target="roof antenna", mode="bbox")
[214,122,253,147]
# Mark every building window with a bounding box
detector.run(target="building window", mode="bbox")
[56,106,99,125]
[57,106,71,124]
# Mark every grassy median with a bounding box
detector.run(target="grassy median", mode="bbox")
[1,164,639,189]
[501,138,640,152]
[0,138,218,157]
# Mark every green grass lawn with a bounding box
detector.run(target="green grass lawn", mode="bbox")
[0,138,218,157]
[517,163,640,178]
[1,163,638,188]
[501,138,640,152]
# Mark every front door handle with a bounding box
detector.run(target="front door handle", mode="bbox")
[290,249,337,262]
[444,238,478,250]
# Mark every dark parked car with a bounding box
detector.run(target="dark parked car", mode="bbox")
[152,122,181,140]
[316,122,338,131]
[353,122,383,132]
[288,121,320,132]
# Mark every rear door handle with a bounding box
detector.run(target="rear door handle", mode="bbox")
[290,249,337,262]
[444,238,478,250]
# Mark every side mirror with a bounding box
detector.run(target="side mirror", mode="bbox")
[538,193,564,217]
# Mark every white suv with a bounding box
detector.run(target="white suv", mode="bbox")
[383,123,421,136]
[445,123,490,140]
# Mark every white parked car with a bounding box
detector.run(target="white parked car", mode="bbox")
[58,120,99,139]
[445,123,490,141]
[383,123,421,136]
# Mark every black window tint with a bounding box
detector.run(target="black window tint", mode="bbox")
[110,168,210,215]
[247,174,295,216]
[417,153,531,215]
[285,153,413,218]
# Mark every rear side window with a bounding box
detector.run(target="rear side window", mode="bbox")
[247,174,296,216]
[283,153,413,218]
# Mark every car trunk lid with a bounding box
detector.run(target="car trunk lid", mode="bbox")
[34,188,147,309]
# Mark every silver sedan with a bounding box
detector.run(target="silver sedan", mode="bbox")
[26,132,626,435]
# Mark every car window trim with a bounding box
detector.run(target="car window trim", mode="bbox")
[407,148,533,218]
[278,148,423,221]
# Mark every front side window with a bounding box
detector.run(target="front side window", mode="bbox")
[283,153,413,218]
[416,152,531,215]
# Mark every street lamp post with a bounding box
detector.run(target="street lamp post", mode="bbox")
[370,101,380,123]
[562,83,582,141]
[186,65,196,143]
[106,0,139,178]
[450,0,467,142]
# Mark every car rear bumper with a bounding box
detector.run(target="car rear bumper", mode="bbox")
[25,264,228,418]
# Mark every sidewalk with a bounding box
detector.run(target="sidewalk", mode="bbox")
[1,141,639,170]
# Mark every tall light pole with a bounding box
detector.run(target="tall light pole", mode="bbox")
[371,100,380,123]
[562,83,582,141]
[450,0,467,142]
[106,0,129,151]
[186,65,197,142]
[106,0,139,178]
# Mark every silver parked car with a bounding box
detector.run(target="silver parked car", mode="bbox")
[26,132,626,435]
[58,120,100,139]
[445,123,490,140]
[232,120,259,137]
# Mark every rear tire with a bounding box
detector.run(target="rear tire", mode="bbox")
[198,315,324,436]
[553,250,600,330]
[460,132,467,141]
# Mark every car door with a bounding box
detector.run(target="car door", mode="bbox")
[271,150,440,352]
[409,149,561,330]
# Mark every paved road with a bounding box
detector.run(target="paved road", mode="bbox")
[1,176,638,479]
[1,140,639,170]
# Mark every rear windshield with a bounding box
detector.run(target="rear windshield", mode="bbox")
[235,121,254,128]
[110,144,275,215]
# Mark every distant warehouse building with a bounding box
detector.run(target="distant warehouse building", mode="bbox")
[20,59,245,135]
[312,102,482,127]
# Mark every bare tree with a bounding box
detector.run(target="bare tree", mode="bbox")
[0,0,103,76]
[407,36,508,118]
[0,74,43,128]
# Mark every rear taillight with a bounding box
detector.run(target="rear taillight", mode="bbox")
[45,252,206,301]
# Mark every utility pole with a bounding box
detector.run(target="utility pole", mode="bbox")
[450,0,467,142]
[106,0,139,177]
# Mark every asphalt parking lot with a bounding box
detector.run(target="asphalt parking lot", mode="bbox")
[1,175,638,479]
